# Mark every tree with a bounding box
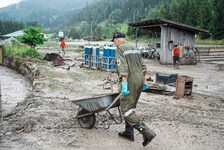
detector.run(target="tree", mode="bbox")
[94,26,103,40]
[17,27,45,49]
[0,20,24,35]
[69,27,81,39]
[79,21,91,37]
[25,21,42,28]
[212,0,224,39]
[108,9,123,24]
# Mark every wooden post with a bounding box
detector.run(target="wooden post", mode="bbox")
[0,45,3,65]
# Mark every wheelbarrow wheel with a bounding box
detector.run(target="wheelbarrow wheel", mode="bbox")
[77,109,96,129]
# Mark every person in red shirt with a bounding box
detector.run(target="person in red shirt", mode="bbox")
[172,44,181,69]
[60,39,66,55]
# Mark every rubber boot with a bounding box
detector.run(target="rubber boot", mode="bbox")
[118,122,134,141]
[134,121,156,147]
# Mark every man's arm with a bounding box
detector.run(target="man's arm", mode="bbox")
[116,48,129,80]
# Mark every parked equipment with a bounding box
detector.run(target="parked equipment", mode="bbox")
[138,42,160,60]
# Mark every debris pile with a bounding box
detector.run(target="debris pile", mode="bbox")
[43,53,64,66]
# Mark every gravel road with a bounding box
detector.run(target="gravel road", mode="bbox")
[0,43,224,150]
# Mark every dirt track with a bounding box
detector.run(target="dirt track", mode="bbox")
[0,43,224,150]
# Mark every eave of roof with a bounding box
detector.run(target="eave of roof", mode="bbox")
[128,18,209,34]
[2,30,24,37]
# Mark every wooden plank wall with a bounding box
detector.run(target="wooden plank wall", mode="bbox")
[160,26,195,64]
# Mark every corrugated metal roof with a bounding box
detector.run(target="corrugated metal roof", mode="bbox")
[3,30,24,37]
[128,18,209,34]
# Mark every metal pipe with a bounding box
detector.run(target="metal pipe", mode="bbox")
[105,94,121,111]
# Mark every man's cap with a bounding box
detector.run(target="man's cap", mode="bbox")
[111,32,126,42]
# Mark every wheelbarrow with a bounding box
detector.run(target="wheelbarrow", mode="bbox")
[71,93,122,129]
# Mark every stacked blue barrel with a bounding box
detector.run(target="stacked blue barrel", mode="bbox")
[91,44,100,69]
[103,44,110,70]
[83,44,93,66]
[102,43,117,71]
[109,44,116,70]
[83,43,116,71]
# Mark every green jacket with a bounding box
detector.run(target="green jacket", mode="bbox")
[116,41,147,80]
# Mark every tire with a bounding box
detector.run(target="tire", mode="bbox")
[77,108,96,129]
[150,53,154,59]
[168,40,174,51]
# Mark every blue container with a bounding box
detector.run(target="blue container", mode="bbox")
[84,44,87,54]
[96,45,100,56]
[103,45,110,70]
[88,45,93,55]
[83,44,92,66]
[83,45,88,65]
[110,47,115,57]
[92,44,100,56]
[92,45,97,56]
[156,73,177,85]
[92,44,101,68]
[103,45,110,57]
[109,46,116,70]
[96,45,100,68]
[84,44,93,55]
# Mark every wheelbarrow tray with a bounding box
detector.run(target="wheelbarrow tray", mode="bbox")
[71,93,120,113]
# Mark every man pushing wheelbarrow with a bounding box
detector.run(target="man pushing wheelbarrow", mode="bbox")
[73,32,156,147]
[111,32,156,147]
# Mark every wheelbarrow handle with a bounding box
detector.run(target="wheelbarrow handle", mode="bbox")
[105,93,121,111]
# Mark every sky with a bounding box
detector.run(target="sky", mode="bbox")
[0,0,22,8]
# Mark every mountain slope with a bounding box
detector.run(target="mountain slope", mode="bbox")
[0,0,95,27]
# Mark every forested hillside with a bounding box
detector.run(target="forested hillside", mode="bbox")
[65,0,224,39]
[67,0,170,25]
[0,20,24,35]
[64,0,170,40]
[0,0,93,27]
[0,0,223,40]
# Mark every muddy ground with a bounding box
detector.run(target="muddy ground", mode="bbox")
[0,42,224,150]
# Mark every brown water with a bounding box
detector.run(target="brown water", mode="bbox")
[0,66,31,114]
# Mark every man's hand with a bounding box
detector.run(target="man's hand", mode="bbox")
[142,83,149,91]
[121,82,130,96]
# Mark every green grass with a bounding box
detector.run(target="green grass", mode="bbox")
[4,43,43,59]
[195,38,224,45]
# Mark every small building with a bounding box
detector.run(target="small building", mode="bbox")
[128,18,209,64]
[2,30,24,39]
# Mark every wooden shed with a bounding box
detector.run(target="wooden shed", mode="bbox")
[128,18,209,64]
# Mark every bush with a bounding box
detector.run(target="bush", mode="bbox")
[17,27,46,49]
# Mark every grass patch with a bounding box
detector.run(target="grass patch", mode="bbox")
[195,38,224,45]
[4,43,43,59]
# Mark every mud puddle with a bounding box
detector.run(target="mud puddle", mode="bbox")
[0,66,31,114]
